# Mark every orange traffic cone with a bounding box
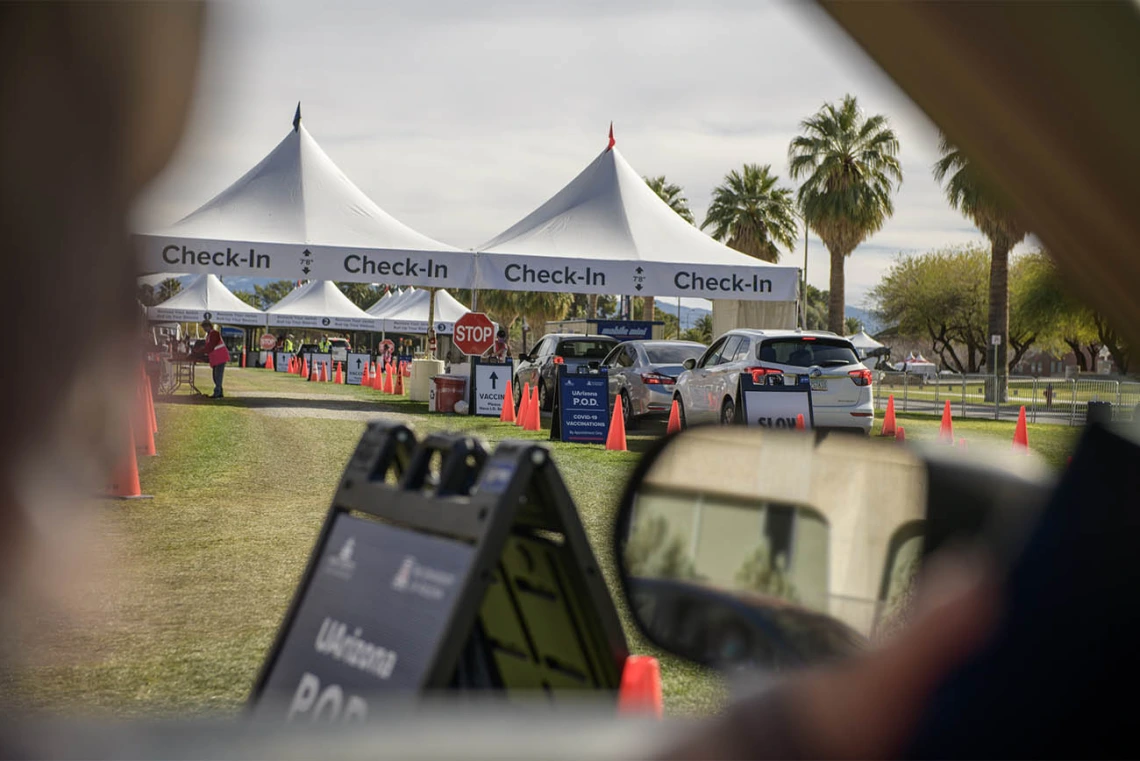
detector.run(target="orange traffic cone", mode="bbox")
[109,427,151,499]
[302,358,309,379]
[523,385,538,431]
[501,380,515,422]
[309,362,318,382]
[1013,405,1029,452]
[335,363,343,384]
[530,385,541,430]
[617,655,663,718]
[880,395,897,437]
[146,374,158,435]
[135,378,157,458]
[796,413,806,430]
[606,394,628,451]
[516,383,530,427]
[895,426,906,442]
[363,362,371,386]
[241,348,247,368]
[939,400,954,443]
[372,365,383,391]
[666,399,681,434]
[318,362,327,383]
[394,369,404,395]
[384,364,395,394]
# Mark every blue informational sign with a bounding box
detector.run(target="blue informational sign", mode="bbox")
[557,366,610,444]
[254,513,476,722]
[591,320,653,340]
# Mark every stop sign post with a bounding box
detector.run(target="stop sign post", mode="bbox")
[453,312,495,356]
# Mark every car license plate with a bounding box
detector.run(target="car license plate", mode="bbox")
[810,379,828,391]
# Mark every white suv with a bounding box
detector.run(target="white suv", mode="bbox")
[673,329,875,433]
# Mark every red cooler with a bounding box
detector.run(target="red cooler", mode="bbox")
[432,376,467,413]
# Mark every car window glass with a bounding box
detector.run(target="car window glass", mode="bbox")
[759,338,859,368]
[699,337,728,368]
[730,337,752,363]
[717,336,743,366]
[645,344,705,364]
[557,339,618,360]
[601,346,622,367]
[620,347,635,367]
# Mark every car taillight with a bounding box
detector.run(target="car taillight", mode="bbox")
[744,366,782,382]
[553,356,564,364]
[849,368,873,387]
[641,372,674,385]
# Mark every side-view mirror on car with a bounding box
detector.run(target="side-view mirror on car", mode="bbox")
[518,353,530,363]
[613,425,1054,673]
[682,357,697,371]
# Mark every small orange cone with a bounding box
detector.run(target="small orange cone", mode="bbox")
[372,365,383,391]
[606,395,628,451]
[318,362,327,383]
[796,413,806,430]
[666,399,682,434]
[302,358,310,379]
[516,383,530,427]
[1013,405,1029,452]
[135,381,157,458]
[109,427,151,499]
[309,362,319,382]
[939,400,954,443]
[501,380,515,422]
[524,385,539,431]
[394,369,405,395]
[895,426,906,442]
[241,348,247,368]
[363,362,371,386]
[617,655,663,718]
[384,364,395,394]
[880,395,897,437]
[139,365,157,435]
[335,363,344,384]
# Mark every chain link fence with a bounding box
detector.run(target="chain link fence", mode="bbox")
[873,372,1140,426]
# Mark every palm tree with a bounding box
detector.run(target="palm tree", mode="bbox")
[638,176,696,323]
[518,292,572,344]
[701,164,798,263]
[789,95,902,334]
[932,135,1029,397]
[156,277,182,302]
[479,289,523,335]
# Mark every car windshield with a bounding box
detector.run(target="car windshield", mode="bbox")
[645,345,704,364]
[557,340,615,359]
[759,338,859,368]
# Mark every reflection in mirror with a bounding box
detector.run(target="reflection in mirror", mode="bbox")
[618,427,929,671]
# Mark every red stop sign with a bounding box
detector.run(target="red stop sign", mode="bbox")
[453,312,495,355]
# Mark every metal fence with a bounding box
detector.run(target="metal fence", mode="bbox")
[873,372,1140,426]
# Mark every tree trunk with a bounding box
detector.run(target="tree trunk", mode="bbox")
[827,247,845,335]
[426,286,438,358]
[985,240,1011,401]
[642,296,655,324]
[1065,339,1088,371]
[588,294,598,320]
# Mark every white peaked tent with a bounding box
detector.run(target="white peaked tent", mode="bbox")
[136,106,473,287]
[266,280,377,331]
[476,137,800,311]
[846,330,885,358]
[147,273,265,326]
[380,289,470,334]
[366,286,416,318]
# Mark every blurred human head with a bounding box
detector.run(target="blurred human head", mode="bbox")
[201,320,214,332]
[0,2,204,672]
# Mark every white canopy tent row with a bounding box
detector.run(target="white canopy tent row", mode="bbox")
[134,110,799,326]
[147,273,266,326]
[373,288,470,335]
[365,286,416,319]
[265,279,377,331]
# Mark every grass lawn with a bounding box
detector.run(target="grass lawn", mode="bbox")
[4,367,1075,718]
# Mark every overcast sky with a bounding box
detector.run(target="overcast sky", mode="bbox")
[135,0,1028,311]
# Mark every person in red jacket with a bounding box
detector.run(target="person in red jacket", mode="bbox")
[195,319,231,398]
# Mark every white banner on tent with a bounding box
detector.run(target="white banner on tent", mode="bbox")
[266,313,378,332]
[345,352,370,385]
[472,253,798,301]
[385,319,455,335]
[136,236,476,290]
[148,307,265,326]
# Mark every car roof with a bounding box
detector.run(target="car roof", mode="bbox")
[623,340,706,346]
[722,329,847,341]
[545,333,617,341]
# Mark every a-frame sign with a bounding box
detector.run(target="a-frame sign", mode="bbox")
[249,421,628,724]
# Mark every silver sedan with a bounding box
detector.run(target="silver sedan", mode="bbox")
[601,340,708,428]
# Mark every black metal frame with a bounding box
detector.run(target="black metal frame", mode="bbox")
[250,420,627,706]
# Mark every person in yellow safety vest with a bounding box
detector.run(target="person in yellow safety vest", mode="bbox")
[319,335,330,353]
[284,334,295,353]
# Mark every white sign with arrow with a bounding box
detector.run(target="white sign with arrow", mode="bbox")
[346,352,370,385]
[472,360,508,417]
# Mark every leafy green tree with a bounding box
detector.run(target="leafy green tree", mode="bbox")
[804,284,829,331]
[136,284,157,307]
[654,306,680,340]
[933,136,1030,396]
[253,280,297,310]
[702,163,798,264]
[683,314,713,344]
[789,95,902,334]
[232,290,260,309]
[156,277,182,302]
[337,282,385,310]
[734,541,799,603]
[844,316,863,335]
[517,291,572,340]
[478,290,523,334]
[623,514,701,582]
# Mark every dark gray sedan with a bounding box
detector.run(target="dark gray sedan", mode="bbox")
[601,340,707,427]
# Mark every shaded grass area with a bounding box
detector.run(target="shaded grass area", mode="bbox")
[9,368,1076,718]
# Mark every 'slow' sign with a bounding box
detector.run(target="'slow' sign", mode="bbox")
[738,374,814,430]
[253,513,475,723]
[558,366,610,443]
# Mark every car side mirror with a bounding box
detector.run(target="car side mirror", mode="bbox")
[518,353,530,363]
[613,426,1053,673]
[682,358,697,370]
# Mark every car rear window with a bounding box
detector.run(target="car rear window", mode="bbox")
[645,345,704,364]
[557,339,616,359]
[758,338,859,368]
